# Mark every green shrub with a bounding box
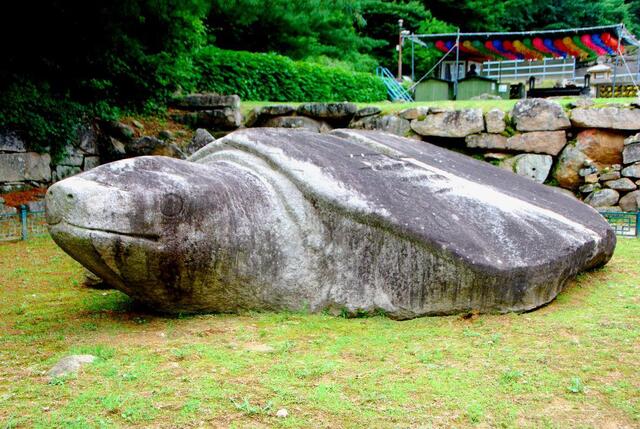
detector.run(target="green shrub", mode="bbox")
[0,79,120,158]
[193,47,387,102]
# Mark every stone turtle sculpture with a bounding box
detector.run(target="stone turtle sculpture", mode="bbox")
[46,128,616,319]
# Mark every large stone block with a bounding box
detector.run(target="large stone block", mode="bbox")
[173,93,241,110]
[584,189,620,208]
[625,133,640,146]
[244,105,297,127]
[485,108,506,133]
[0,153,26,182]
[46,128,615,319]
[511,154,553,183]
[26,153,52,181]
[186,129,215,156]
[623,143,640,165]
[465,133,507,150]
[576,129,624,166]
[58,145,85,167]
[126,136,186,159]
[77,125,99,155]
[398,107,428,120]
[263,116,332,133]
[0,152,51,182]
[604,178,637,191]
[411,109,484,137]
[553,144,587,190]
[511,99,570,131]
[296,102,357,121]
[175,108,242,130]
[349,115,410,137]
[619,190,640,212]
[506,131,567,155]
[54,165,81,182]
[0,132,26,153]
[83,156,101,171]
[621,163,640,178]
[571,107,640,129]
[354,106,382,119]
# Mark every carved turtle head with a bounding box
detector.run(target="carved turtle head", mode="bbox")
[45,156,219,305]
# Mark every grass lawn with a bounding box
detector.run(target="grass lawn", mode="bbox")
[241,97,638,116]
[1,236,639,428]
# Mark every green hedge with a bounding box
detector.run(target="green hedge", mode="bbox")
[194,47,387,102]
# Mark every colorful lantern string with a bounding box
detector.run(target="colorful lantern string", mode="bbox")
[434,40,450,53]
[559,37,583,58]
[572,35,596,59]
[471,40,504,60]
[601,33,624,53]
[532,38,553,55]
[491,40,518,60]
[460,40,490,61]
[545,39,566,57]
[580,34,607,55]
[591,34,614,54]
[502,40,525,59]
[512,40,543,60]
[429,30,626,62]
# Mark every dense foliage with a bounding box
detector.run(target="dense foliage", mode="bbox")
[194,48,387,102]
[426,0,640,35]
[1,0,638,153]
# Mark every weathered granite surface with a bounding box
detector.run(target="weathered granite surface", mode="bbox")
[350,115,411,137]
[47,129,615,319]
[571,107,640,130]
[511,99,571,131]
[411,109,484,137]
[505,131,567,156]
[501,154,553,183]
[485,108,506,134]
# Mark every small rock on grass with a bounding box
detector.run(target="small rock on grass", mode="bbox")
[47,355,96,379]
[276,408,289,418]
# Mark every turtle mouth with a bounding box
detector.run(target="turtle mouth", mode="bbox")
[50,221,160,242]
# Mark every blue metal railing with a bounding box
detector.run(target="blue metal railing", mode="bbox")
[0,205,48,241]
[376,67,413,102]
[598,210,639,238]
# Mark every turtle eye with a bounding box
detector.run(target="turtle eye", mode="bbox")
[161,193,183,217]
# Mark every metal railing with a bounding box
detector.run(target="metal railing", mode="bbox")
[0,205,48,241]
[482,57,576,81]
[574,73,640,85]
[376,66,413,102]
[598,211,639,238]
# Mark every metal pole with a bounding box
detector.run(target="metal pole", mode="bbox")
[20,205,27,241]
[397,19,403,81]
[612,26,621,97]
[453,28,460,99]
[411,38,415,82]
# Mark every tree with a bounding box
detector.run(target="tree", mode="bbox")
[0,0,210,151]
[205,0,383,71]
[358,0,454,75]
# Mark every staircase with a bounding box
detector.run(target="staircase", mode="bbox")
[376,67,413,102]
